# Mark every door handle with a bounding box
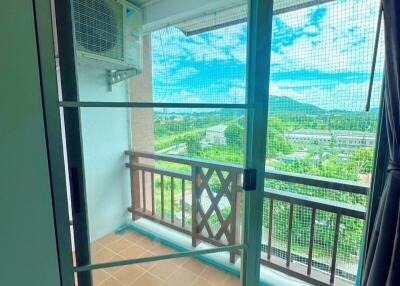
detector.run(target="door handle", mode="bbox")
[243,168,257,191]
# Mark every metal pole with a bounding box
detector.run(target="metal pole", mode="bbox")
[241,0,274,285]
[365,2,383,112]
[54,0,93,284]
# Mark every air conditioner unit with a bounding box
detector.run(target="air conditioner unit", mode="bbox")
[72,0,143,72]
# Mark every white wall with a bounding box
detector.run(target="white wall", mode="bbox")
[76,59,132,241]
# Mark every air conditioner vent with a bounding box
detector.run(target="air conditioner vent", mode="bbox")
[73,0,124,61]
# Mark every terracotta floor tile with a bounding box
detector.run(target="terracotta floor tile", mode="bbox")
[97,233,122,246]
[91,241,104,255]
[137,251,159,270]
[108,238,132,254]
[99,277,124,286]
[92,247,116,263]
[150,244,176,255]
[181,258,207,275]
[92,270,110,285]
[138,237,163,250]
[104,255,126,275]
[112,264,144,285]
[119,244,146,259]
[148,261,178,281]
[130,272,163,286]
[191,277,216,286]
[89,230,240,286]
[201,266,228,285]
[222,275,240,286]
[165,267,198,286]
[169,256,190,266]
[122,231,146,243]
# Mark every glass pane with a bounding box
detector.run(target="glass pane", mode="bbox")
[146,23,247,104]
[66,0,252,283]
[260,0,384,285]
[67,106,245,284]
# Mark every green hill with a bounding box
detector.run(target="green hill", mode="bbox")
[268,96,324,114]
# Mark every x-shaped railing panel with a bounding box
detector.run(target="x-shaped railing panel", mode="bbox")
[195,167,238,243]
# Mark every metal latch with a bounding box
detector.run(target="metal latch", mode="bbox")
[243,168,257,191]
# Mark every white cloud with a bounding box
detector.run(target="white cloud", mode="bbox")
[278,7,310,28]
[228,86,246,103]
[269,79,382,111]
[150,0,384,110]
[273,0,382,73]
[231,43,247,64]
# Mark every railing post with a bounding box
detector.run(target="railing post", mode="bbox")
[129,154,141,220]
[268,199,274,260]
[191,165,199,247]
[230,172,242,263]
[307,208,316,276]
[286,203,294,267]
[330,214,341,284]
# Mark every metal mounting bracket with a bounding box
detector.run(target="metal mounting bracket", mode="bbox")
[107,68,139,91]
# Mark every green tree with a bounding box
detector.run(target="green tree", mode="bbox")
[186,132,203,156]
[225,123,243,146]
[350,147,374,174]
[267,117,293,157]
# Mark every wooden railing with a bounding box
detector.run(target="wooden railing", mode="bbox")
[125,151,243,263]
[125,151,368,286]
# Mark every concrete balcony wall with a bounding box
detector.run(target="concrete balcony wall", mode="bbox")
[73,35,155,241]
[130,35,155,212]
[77,59,131,242]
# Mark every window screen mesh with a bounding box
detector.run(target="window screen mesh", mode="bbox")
[136,0,382,283]
[150,24,247,104]
[263,0,383,283]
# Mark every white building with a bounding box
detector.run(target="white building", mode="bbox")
[285,129,376,149]
[204,124,228,145]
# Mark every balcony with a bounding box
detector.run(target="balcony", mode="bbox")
[119,150,368,286]
[88,231,240,286]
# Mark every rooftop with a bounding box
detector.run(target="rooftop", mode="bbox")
[287,129,376,138]
[207,125,228,133]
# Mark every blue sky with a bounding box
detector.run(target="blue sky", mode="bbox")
[151,0,384,111]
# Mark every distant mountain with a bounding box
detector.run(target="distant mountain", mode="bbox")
[268,96,324,114]
[153,96,326,116]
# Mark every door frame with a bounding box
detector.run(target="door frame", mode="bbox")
[38,0,274,285]
[241,0,273,285]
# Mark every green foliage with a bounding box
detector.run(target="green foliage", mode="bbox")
[201,145,244,164]
[225,123,244,146]
[267,117,294,157]
[186,132,203,156]
[152,108,378,267]
[350,147,374,174]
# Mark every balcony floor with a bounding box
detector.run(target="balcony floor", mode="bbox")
[88,230,240,286]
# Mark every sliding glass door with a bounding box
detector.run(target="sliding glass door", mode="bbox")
[49,0,272,285]
[39,0,385,285]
